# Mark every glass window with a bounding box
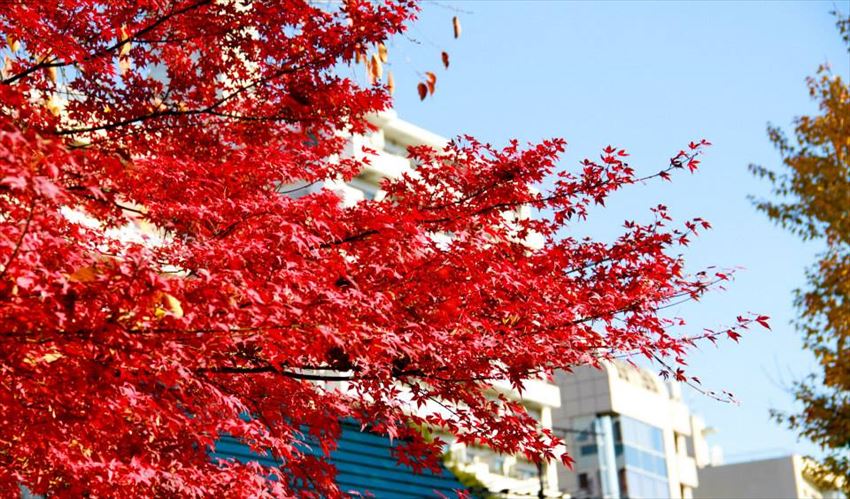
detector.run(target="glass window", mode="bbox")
[578,473,590,490]
[652,429,664,452]
[618,416,664,453]
[580,444,598,456]
[654,455,668,477]
[616,416,669,498]
[624,470,670,499]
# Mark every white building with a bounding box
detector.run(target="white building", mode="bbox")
[553,361,712,499]
[695,455,844,499]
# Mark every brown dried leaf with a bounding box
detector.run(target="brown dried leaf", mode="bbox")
[453,16,461,39]
[364,55,375,85]
[441,51,450,69]
[417,82,427,101]
[425,72,436,95]
[370,53,382,81]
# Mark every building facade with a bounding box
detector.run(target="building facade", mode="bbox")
[694,455,844,499]
[553,361,711,499]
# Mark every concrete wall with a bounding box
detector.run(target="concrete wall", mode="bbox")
[694,455,825,499]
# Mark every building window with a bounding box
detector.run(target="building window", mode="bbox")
[615,416,669,498]
[579,444,598,456]
[578,472,590,490]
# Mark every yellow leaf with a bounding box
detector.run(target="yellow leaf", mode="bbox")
[6,35,20,52]
[378,43,388,63]
[118,25,132,56]
[162,292,184,319]
[23,351,62,366]
[387,71,395,95]
[69,265,97,283]
[41,352,62,363]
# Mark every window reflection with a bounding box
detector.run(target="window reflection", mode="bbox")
[614,416,669,498]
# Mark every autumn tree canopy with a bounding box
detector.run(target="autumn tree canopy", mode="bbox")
[0,1,762,496]
[751,12,850,492]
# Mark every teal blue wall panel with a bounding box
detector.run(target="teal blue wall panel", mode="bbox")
[212,422,467,498]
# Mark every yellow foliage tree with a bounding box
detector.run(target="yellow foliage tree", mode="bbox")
[750,12,850,491]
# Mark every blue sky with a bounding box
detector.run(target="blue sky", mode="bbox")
[379,1,849,462]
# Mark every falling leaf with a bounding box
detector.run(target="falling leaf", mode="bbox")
[387,70,395,95]
[441,51,449,69]
[452,16,461,39]
[417,82,427,100]
[425,72,436,95]
[377,43,388,63]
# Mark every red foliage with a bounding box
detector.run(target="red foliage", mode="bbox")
[0,1,764,496]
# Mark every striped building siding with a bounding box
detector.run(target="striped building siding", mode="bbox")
[212,422,468,498]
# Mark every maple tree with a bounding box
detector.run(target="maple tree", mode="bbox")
[0,1,764,497]
[751,12,850,492]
